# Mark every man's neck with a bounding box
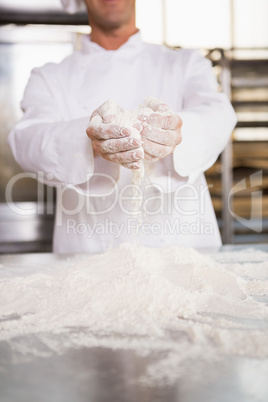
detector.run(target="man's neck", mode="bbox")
[90,25,139,50]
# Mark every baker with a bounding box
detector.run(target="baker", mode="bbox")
[8,0,237,253]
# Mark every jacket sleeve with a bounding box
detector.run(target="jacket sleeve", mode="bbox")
[8,65,95,187]
[173,50,237,183]
[8,65,119,194]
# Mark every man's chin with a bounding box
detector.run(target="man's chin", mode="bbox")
[99,19,125,31]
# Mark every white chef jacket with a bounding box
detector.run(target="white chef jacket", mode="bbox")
[8,32,237,253]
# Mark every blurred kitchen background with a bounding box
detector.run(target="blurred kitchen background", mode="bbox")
[0,0,267,252]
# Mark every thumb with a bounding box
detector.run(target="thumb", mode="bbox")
[142,96,171,113]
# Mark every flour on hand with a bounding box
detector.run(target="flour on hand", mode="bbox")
[90,97,171,215]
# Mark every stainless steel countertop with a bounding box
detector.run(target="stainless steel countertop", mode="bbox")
[0,244,268,402]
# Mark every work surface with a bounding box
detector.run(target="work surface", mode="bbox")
[0,244,268,402]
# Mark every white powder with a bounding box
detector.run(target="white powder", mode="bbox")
[91,99,141,138]
[91,96,167,133]
[90,97,172,218]
[0,243,268,385]
[90,96,170,183]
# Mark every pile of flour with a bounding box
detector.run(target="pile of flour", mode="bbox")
[0,243,268,384]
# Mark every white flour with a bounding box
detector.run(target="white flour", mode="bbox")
[90,97,171,215]
[90,96,168,138]
[0,243,268,385]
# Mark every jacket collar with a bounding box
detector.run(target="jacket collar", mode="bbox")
[81,30,143,54]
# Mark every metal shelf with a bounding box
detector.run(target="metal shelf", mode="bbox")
[236,121,268,127]
[206,48,268,244]
[0,10,88,26]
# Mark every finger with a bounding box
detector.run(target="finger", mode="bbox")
[138,113,182,130]
[90,110,100,122]
[121,161,143,170]
[102,114,116,124]
[143,97,171,113]
[90,110,114,124]
[153,103,171,113]
[141,125,181,147]
[102,147,144,164]
[133,122,143,133]
[96,100,123,122]
[87,123,131,140]
[144,152,159,162]
[142,138,173,159]
[93,136,141,154]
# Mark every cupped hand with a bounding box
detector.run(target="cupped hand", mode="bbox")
[137,100,182,161]
[86,105,144,170]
